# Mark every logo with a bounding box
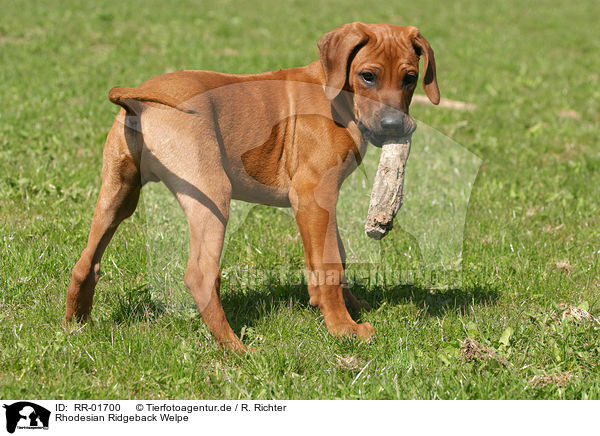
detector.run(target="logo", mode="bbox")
[2,402,50,434]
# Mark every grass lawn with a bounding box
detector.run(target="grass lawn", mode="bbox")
[1,0,599,399]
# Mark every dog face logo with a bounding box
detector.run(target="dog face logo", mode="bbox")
[2,402,50,433]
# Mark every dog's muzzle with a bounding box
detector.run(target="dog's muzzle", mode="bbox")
[359,113,417,147]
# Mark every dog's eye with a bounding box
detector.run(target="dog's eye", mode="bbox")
[404,73,418,86]
[359,72,376,85]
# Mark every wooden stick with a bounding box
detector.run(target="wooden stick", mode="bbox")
[365,138,411,240]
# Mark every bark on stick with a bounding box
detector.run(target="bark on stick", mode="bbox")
[365,138,412,240]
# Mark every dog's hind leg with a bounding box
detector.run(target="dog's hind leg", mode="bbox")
[168,175,245,353]
[65,111,141,323]
[126,102,243,352]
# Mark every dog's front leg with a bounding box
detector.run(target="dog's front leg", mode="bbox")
[290,175,375,341]
[336,227,372,313]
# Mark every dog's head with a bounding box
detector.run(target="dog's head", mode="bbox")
[318,22,439,146]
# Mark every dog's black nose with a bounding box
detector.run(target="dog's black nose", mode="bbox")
[379,116,404,130]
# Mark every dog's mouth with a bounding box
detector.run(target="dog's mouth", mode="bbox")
[358,119,417,147]
[358,115,416,239]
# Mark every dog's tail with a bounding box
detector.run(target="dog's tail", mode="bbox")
[108,87,198,114]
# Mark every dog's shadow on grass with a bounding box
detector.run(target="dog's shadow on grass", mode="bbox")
[220,280,500,335]
[108,285,168,325]
[107,278,499,333]
[355,282,499,317]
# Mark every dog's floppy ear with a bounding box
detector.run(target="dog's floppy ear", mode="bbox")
[318,22,369,100]
[413,32,440,105]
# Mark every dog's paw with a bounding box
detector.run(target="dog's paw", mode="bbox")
[329,321,376,343]
[354,322,376,343]
[221,338,249,354]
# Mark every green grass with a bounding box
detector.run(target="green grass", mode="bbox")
[1,0,599,399]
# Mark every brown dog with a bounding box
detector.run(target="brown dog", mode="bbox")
[64,22,439,352]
